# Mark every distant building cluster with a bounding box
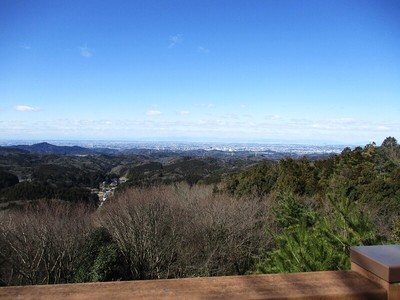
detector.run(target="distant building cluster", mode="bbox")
[95,177,128,205]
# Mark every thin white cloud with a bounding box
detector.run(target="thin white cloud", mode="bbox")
[146,110,162,116]
[264,114,281,121]
[195,103,215,109]
[79,45,93,58]
[197,46,209,54]
[2,115,399,143]
[168,34,183,48]
[15,105,40,112]
[221,113,239,120]
[21,45,31,50]
[330,117,355,124]
[177,110,190,116]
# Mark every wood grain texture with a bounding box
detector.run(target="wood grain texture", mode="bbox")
[0,270,386,300]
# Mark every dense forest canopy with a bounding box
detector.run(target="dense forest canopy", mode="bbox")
[0,137,399,286]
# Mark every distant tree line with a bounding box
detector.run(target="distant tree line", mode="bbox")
[0,164,107,205]
[226,137,400,217]
[0,154,239,205]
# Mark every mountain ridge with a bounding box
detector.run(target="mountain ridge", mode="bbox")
[4,142,119,156]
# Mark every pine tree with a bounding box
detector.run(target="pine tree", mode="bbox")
[257,193,380,274]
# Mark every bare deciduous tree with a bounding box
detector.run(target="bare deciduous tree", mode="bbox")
[0,184,273,285]
[0,201,92,285]
[100,184,272,279]
[100,187,186,280]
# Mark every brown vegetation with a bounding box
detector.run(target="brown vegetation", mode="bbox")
[99,184,271,279]
[0,201,92,285]
[0,184,272,285]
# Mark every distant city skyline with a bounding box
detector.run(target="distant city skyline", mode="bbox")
[0,139,354,157]
[1,0,399,144]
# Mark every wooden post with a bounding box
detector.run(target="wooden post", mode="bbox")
[351,245,400,300]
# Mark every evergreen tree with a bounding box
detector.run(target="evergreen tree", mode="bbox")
[74,227,126,282]
[257,193,379,274]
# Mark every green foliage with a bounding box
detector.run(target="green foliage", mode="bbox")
[74,227,126,283]
[126,157,230,188]
[0,170,19,190]
[382,136,398,148]
[274,157,320,196]
[0,182,55,202]
[0,181,96,205]
[257,193,380,274]
[381,137,400,166]
[225,157,321,197]
[226,138,400,230]
[325,195,379,255]
[225,161,277,197]
[273,193,316,228]
[257,219,347,274]
[391,217,400,243]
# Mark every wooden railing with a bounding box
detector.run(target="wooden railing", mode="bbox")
[0,245,398,300]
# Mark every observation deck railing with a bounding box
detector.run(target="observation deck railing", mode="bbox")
[0,245,399,300]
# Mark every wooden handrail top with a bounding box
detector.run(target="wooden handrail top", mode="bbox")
[0,270,386,300]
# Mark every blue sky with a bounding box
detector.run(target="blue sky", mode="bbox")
[1,0,399,144]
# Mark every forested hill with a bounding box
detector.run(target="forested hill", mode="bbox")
[0,140,342,206]
[1,138,399,208]
[0,145,255,206]
[225,137,400,215]
[4,142,119,155]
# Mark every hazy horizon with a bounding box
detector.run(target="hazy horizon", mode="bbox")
[1,1,399,143]
[0,136,372,148]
